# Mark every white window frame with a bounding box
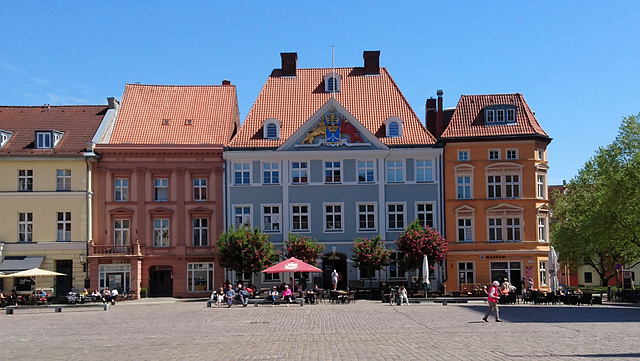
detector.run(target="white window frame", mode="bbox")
[324,161,341,184]
[324,72,341,93]
[488,149,500,161]
[537,173,547,199]
[416,202,435,229]
[506,218,521,242]
[389,251,406,279]
[357,202,377,232]
[457,176,472,199]
[386,160,404,183]
[153,218,170,247]
[263,118,281,140]
[114,219,130,245]
[234,163,251,186]
[387,202,406,231]
[18,169,33,191]
[56,169,71,191]
[505,175,520,199]
[114,178,129,202]
[496,109,505,122]
[36,131,52,148]
[154,178,168,202]
[18,212,33,243]
[187,263,215,292]
[263,272,281,283]
[56,211,71,242]
[458,150,470,162]
[291,162,308,184]
[323,203,344,233]
[262,204,281,233]
[506,149,519,160]
[538,216,548,242]
[488,218,503,242]
[263,162,280,185]
[386,117,403,138]
[192,218,209,247]
[415,159,434,183]
[507,109,515,122]
[458,262,475,284]
[485,110,495,123]
[536,149,545,161]
[357,160,375,183]
[193,178,207,201]
[487,175,502,199]
[291,204,310,233]
[233,205,253,229]
[539,261,548,286]
[457,217,473,243]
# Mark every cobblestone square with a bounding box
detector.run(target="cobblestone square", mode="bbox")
[3,299,639,360]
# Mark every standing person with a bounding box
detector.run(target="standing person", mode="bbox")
[331,270,339,291]
[483,281,502,322]
[527,277,534,292]
[225,284,235,308]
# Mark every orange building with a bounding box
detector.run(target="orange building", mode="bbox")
[429,92,552,293]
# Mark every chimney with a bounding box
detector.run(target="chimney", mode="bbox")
[363,50,380,75]
[222,79,231,86]
[280,52,298,77]
[436,90,444,138]
[426,97,437,136]
[107,97,119,110]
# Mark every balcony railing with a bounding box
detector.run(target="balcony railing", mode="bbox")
[91,243,141,256]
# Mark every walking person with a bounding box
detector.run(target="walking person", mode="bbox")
[331,270,339,291]
[483,281,502,322]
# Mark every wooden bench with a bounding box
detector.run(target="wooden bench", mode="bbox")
[6,303,109,315]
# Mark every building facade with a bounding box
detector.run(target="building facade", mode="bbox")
[226,52,444,290]
[0,103,116,296]
[433,93,552,293]
[90,84,239,298]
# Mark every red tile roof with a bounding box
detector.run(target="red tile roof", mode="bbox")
[110,84,239,145]
[440,94,548,139]
[229,67,435,148]
[0,105,107,156]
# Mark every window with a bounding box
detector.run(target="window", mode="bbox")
[360,267,376,279]
[324,204,343,232]
[506,149,518,160]
[233,206,252,229]
[154,178,168,201]
[538,217,547,242]
[324,73,341,93]
[18,212,33,243]
[457,218,473,242]
[36,132,52,148]
[234,163,250,185]
[358,161,375,183]
[291,205,309,232]
[114,178,129,202]
[263,119,280,139]
[537,174,546,199]
[536,149,545,161]
[262,205,281,232]
[489,150,500,161]
[539,261,548,286]
[497,109,504,122]
[263,272,281,282]
[458,150,469,161]
[457,176,471,199]
[263,163,279,185]
[266,123,278,139]
[193,178,207,201]
[114,219,130,245]
[387,160,404,183]
[56,169,71,191]
[56,212,71,241]
[458,262,475,284]
[506,218,521,241]
[291,162,308,184]
[388,121,400,137]
[507,109,515,122]
[584,272,593,284]
[18,170,33,191]
[487,176,502,199]
[488,218,503,242]
[153,219,170,247]
[389,252,405,278]
[490,261,521,284]
[416,160,433,182]
[325,161,341,184]
[416,203,434,228]
[187,263,214,292]
[0,130,12,148]
[505,175,520,198]
[357,203,376,231]
[486,110,494,123]
[387,203,405,230]
[193,218,208,247]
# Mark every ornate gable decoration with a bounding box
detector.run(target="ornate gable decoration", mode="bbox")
[296,107,368,148]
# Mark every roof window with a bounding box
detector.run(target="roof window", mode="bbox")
[162,119,170,125]
[263,118,280,140]
[1,130,13,148]
[35,130,64,149]
[185,119,193,125]
[323,72,341,93]
[484,105,517,125]
[385,117,403,138]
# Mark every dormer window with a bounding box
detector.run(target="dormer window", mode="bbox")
[262,118,280,140]
[35,130,64,149]
[485,106,517,125]
[486,110,494,123]
[323,72,341,93]
[0,130,13,148]
[385,117,403,138]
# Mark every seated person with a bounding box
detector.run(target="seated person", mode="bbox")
[269,286,279,306]
[91,289,104,302]
[236,284,250,307]
[281,285,294,306]
[80,288,89,301]
[224,284,235,308]
[0,290,7,308]
[67,288,78,303]
[210,286,225,307]
[109,288,119,304]
[102,288,112,303]
[246,283,256,297]
[399,286,410,305]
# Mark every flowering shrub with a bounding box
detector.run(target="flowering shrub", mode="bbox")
[351,235,392,284]
[216,227,280,275]
[283,233,325,266]
[395,220,449,270]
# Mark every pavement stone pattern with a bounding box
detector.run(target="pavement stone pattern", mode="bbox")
[2,299,640,361]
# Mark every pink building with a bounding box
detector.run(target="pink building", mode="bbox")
[90,83,239,298]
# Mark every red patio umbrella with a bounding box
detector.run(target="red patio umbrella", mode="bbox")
[262,257,322,292]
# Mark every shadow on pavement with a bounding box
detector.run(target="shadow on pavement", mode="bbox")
[466,304,640,323]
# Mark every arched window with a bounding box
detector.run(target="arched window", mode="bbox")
[385,117,403,138]
[266,123,277,139]
[262,118,280,140]
[389,122,399,137]
[323,72,341,93]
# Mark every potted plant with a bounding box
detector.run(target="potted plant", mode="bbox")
[140,287,148,298]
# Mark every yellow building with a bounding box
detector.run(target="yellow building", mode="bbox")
[0,101,117,297]
[429,93,552,293]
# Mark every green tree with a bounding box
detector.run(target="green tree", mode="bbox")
[395,220,449,280]
[551,114,640,285]
[283,233,325,266]
[216,227,280,277]
[351,235,392,295]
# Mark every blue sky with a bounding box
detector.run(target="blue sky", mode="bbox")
[2,2,639,184]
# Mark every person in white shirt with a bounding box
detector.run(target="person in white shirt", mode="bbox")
[109,288,119,305]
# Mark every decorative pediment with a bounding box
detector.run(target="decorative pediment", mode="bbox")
[188,206,213,215]
[454,164,475,176]
[536,204,550,215]
[486,203,524,216]
[279,98,387,151]
[485,162,524,173]
[454,205,476,217]
[109,207,134,216]
[149,207,174,216]
[536,163,550,172]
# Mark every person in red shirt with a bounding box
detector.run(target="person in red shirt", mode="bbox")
[483,281,502,322]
